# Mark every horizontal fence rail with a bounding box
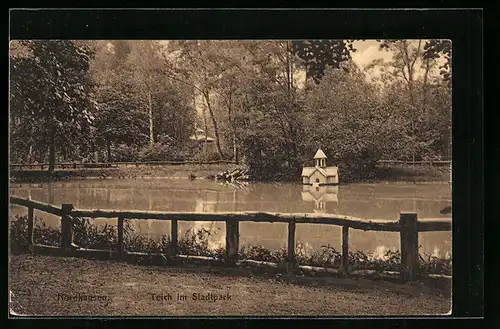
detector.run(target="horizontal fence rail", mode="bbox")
[10,160,238,171]
[10,160,450,171]
[377,160,451,166]
[9,196,452,282]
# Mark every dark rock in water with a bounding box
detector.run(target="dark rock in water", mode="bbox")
[440,206,452,214]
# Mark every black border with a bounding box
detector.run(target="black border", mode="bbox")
[7,7,485,328]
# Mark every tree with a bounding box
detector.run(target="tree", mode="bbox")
[151,81,197,151]
[164,40,237,160]
[10,40,97,173]
[93,73,149,162]
[378,40,425,161]
[366,39,451,160]
[90,40,198,162]
[127,41,167,146]
[302,62,386,180]
[229,40,307,178]
[292,40,355,83]
[423,39,452,87]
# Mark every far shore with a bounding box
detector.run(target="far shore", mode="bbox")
[9,163,451,185]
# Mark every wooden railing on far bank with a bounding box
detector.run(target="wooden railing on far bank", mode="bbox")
[10,159,450,171]
[377,160,451,167]
[10,160,238,171]
[9,196,451,282]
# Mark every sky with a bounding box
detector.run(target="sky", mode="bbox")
[351,40,393,69]
[350,39,446,80]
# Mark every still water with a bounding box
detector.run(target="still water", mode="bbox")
[9,179,452,258]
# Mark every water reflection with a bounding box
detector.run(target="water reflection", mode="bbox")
[195,190,219,213]
[301,185,338,213]
[9,179,452,257]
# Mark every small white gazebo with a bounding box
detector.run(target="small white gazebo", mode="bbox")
[301,148,339,186]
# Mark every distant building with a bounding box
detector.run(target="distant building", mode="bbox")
[189,128,215,155]
[301,148,339,186]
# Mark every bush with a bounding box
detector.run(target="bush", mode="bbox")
[112,144,141,162]
[8,216,451,276]
[189,149,224,162]
[9,215,60,252]
[239,245,287,263]
[72,217,118,250]
[137,143,172,162]
[295,244,342,268]
[10,215,28,252]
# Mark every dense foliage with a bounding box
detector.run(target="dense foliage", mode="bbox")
[10,40,97,172]
[10,39,451,181]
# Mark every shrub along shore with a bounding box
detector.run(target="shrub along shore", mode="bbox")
[9,163,450,184]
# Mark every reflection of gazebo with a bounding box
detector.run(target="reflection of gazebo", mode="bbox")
[195,190,218,213]
[301,185,338,213]
[189,128,215,155]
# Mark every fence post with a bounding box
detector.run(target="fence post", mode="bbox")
[171,219,178,257]
[287,222,296,269]
[225,219,239,264]
[342,226,349,272]
[61,204,74,251]
[27,205,34,251]
[399,212,419,281]
[117,217,125,260]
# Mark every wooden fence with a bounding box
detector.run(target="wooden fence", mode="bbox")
[377,160,451,167]
[9,196,451,282]
[10,160,451,171]
[10,160,238,171]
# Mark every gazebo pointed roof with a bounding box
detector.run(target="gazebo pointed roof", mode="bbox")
[313,148,327,159]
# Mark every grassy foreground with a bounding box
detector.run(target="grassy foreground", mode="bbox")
[9,254,451,316]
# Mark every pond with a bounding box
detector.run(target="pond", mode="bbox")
[9,179,452,258]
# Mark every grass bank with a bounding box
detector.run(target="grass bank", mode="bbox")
[363,165,451,184]
[9,254,451,316]
[10,163,450,184]
[10,163,241,183]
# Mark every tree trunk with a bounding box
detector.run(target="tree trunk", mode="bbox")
[203,90,224,160]
[106,137,112,163]
[148,89,154,146]
[233,138,239,164]
[26,123,36,164]
[26,144,33,164]
[286,41,294,93]
[227,92,239,164]
[48,129,56,174]
[158,99,164,142]
[422,58,431,119]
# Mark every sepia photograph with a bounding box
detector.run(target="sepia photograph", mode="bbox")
[9,38,453,317]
